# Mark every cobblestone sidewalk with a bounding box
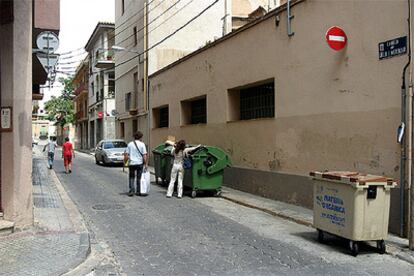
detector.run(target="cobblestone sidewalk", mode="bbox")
[0,148,90,276]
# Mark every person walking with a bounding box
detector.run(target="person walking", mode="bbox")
[62,137,74,174]
[43,137,58,169]
[166,140,200,199]
[125,131,148,197]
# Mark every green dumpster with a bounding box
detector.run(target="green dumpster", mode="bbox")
[183,146,231,198]
[152,143,173,185]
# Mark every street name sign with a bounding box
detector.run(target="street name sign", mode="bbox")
[379,36,407,60]
[36,53,59,73]
[0,107,12,132]
[36,31,59,54]
[326,26,347,51]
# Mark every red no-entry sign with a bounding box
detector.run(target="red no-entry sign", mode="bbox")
[326,26,347,51]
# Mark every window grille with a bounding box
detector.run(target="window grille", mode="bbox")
[191,98,207,124]
[240,82,274,120]
[159,107,169,128]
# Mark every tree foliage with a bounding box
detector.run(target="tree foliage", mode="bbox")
[44,77,75,126]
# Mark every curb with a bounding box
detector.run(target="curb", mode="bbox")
[394,250,414,266]
[220,195,314,228]
[220,194,414,265]
[50,168,91,267]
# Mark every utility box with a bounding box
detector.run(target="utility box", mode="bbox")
[310,171,396,256]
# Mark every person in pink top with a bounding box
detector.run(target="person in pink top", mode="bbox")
[62,137,75,174]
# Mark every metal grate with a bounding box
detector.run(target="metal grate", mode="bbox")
[191,98,206,124]
[159,107,169,128]
[240,82,274,120]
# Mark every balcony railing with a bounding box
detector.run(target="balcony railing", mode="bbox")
[75,110,87,121]
[74,83,86,96]
[95,50,115,69]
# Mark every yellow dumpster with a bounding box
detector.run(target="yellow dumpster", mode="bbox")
[310,171,396,256]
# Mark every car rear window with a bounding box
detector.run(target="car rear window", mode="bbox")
[103,141,127,149]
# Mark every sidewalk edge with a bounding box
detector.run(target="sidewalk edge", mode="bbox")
[220,194,314,228]
[50,169,91,259]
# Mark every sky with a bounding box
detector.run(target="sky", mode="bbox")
[39,0,115,110]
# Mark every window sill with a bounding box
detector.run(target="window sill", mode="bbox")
[226,117,275,124]
[180,123,207,128]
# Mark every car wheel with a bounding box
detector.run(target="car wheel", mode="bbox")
[95,156,99,164]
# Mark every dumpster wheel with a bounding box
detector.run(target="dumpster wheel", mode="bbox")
[317,229,324,243]
[214,190,222,197]
[377,240,386,254]
[349,240,359,256]
[191,190,197,198]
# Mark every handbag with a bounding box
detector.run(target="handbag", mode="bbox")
[183,157,192,169]
[140,169,151,195]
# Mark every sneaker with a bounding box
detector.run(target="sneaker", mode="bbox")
[177,196,182,199]
[135,192,141,196]
[128,191,134,197]
[166,195,172,198]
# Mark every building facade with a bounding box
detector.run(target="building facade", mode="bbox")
[115,0,280,146]
[73,57,90,150]
[0,0,60,229]
[85,22,116,149]
[149,0,413,234]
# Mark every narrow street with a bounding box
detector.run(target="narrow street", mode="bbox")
[51,150,414,276]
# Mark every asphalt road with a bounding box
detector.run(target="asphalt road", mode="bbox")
[52,150,414,276]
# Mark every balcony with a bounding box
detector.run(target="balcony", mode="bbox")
[75,110,87,122]
[95,50,115,69]
[96,89,104,103]
[74,83,87,96]
[32,84,44,100]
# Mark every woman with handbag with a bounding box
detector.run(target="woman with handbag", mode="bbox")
[166,140,200,198]
[125,131,148,197]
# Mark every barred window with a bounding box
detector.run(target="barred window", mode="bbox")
[153,106,169,128]
[181,96,207,125]
[240,82,274,120]
[159,107,169,128]
[191,98,206,124]
[228,80,275,121]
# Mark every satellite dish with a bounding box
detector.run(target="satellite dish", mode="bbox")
[36,31,59,54]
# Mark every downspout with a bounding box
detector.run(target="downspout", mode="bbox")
[401,0,412,237]
[0,52,2,214]
[402,60,409,237]
[409,0,414,249]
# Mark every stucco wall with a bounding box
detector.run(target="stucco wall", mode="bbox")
[0,0,33,228]
[149,0,410,232]
[150,0,407,178]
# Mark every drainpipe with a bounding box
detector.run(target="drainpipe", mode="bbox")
[144,0,150,150]
[408,0,414,250]
[0,59,2,214]
[401,0,412,237]
[402,63,409,237]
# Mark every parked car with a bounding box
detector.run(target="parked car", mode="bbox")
[95,139,128,165]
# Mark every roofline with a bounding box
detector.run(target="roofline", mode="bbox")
[149,0,306,79]
[85,22,115,51]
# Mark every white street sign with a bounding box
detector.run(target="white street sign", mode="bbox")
[37,53,59,73]
[36,31,59,54]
